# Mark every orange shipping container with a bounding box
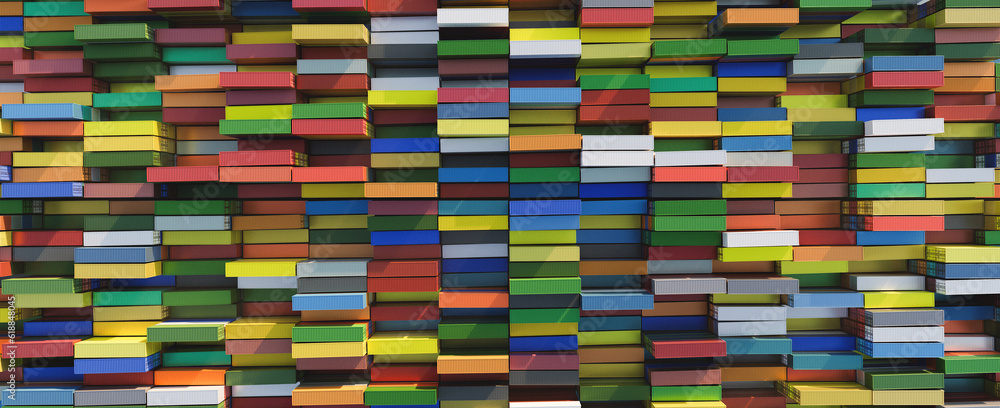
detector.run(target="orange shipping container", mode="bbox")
[509,134,582,151]
[153,367,226,386]
[793,246,865,262]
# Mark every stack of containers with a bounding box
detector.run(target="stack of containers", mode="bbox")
[506,9,581,408]
[154,26,229,169]
[2,274,91,384]
[576,3,654,403]
[0,1,25,113]
[577,129,654,405]
[435,8,511,400]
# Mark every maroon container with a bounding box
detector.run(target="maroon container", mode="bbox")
[438,87,508,103]
[227,89,303,106]
[169,245,242,260]
[294,0,367,11]
[237,183,302,198]
[220,71,296,89]
[155,28,229,45]
[372,109,436,126]
[438,58,508,77]
[369,200,437,216]
[24,77,108,93]
[439,183,509,199]
[0,47,31,63]
[162,107,226,125]
[510,152,580,168]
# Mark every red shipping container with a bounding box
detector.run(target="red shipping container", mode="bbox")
[797,230,857,246]
[0,152,10,166]
[237,184,303,199]
[372,109,435,126]
[292,119,369,136]
[928,105,1000,122]
[296,74,369,95]
[863,215,944,231]
[155,28,230,46]
[651,107,717,121]
[294,0,367,12]
[371,365,439,382]
[653,167,727,182]
[162,107,226,125]
[367,260,440,277]
[147,166,219,182]
[582,89,650,105]
[368,0,436,15]
[84,371,156,386]
[220,150,304,166]
[13,59,92,77]
[170,245,242,259]
[865,71,944,89]
[226,44,299,65]
[220,71,296,89]
[292,166,368,183]
[3,338,79,358]
[438,88,509,103]
[369,201,437,215]
[721,390,786,408]
[727,166,799,182]
[0,48,31,64]
[580,8,654,27]
[24,77,108,93]
[370,303,439,321]
[578,105,650,124]
[12,230,82,246]
[368,276,439,292]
